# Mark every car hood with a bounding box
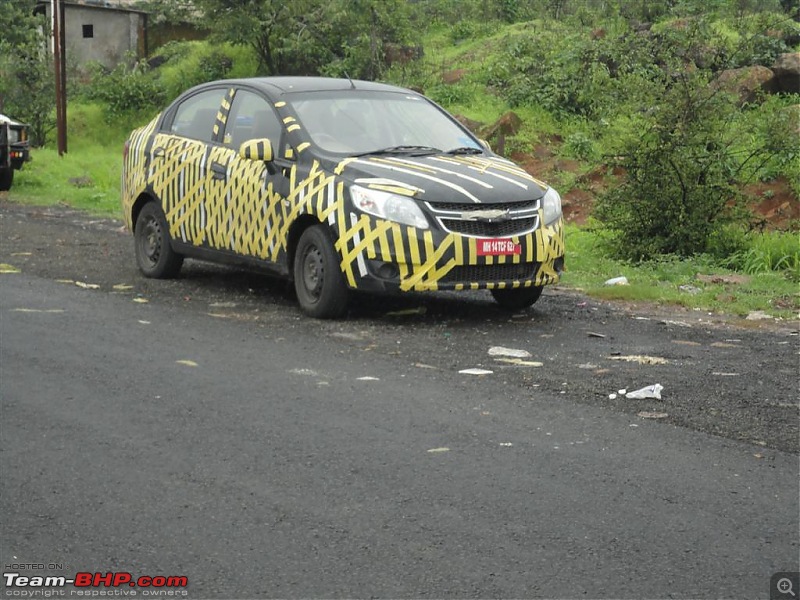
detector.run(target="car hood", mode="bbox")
[336,154,548,204]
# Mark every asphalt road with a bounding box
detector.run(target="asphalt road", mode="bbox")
[1,201,799,598]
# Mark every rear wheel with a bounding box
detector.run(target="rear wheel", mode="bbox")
[134,202,183,278]
[491,285,543,310]
[0,168,13,191]
[293,225,348,319]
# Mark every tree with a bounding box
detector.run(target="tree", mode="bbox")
[0,0,55,146]
[193,0,415,79]
[592,38,788,260]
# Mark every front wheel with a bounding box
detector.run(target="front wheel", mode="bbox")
[491,285,543,310]
[293,225,348,319]
[134,202,183,278]
[0,168,13,191]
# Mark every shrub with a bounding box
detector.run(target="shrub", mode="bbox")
[87,59,166,121]
[594,68,757,260]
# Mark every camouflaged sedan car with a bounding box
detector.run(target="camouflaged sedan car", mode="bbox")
[122,77,565,318]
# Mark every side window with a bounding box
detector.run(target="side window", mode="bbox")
[169,89,227,142]
[223,90,282,151]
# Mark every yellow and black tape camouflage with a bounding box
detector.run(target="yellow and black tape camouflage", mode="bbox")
[122,97,564,292]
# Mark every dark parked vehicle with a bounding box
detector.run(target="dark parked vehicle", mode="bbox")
[122,77,565,318]
[0,114,30,191]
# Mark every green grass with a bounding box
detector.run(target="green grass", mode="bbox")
[10,103,152,217]
[564,226,799,319]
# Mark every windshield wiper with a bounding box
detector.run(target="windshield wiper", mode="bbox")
[353,145,442,157]
[446,146,484,155]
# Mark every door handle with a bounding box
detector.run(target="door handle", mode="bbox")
[152,147,165,158]
[210,161,227,180]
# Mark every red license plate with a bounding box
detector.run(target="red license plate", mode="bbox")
[477,238,521,256]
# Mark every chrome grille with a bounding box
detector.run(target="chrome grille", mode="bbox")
[440,217,538,237]
[425,198,541,238]
[426,199,539,212]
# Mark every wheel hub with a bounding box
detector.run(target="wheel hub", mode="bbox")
[302,247,324,299]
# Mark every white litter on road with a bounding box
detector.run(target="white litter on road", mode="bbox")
[488,346,532,358]
[625,384,664,400]
[459,368,494,375]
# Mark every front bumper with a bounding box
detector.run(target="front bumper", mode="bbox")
[336,212,565,293]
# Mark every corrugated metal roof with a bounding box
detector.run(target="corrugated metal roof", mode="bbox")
[36,0,149,14]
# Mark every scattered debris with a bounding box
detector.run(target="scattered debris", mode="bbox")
[74,281,100,289]
[661,320,692,328]
[499,442,513,447]
[427,447,450,453]
[209,301,237,308]
[493,358,543,367]
[414,363,438,369]
[459,368,493,375]
[132,298,149,304]
[638,411,669,419]
[386,306,427,316]
[679,285,702,295]
[357,376,380,381]
[712,372,739,376]
[10,252,32,257]
[175,360,198,367]
[609,393,618,399]
[618,389,627,395]
[746,310,773,321]
[68,176,94,188]
[587,332,606,338]
[604,276,629,286]
[0,263,20,273]
[608,355,669,365]
[11,308,65,313]
[331,331,365,341]
[696,273,751,285]
[488,346,531,358]
[710,342,740,348]
[625,384,664,399]
[112,284,133,291]
[137,320,150,325]
[672,340,701,346]
[290,368,319,376]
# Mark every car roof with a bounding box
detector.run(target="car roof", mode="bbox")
[210,76,413,97]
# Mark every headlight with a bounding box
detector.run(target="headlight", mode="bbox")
[350,185,429,229]
[542,187,562,225]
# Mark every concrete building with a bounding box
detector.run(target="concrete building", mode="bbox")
[35,0,148,70]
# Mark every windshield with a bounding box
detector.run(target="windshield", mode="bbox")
[286,90,482,155]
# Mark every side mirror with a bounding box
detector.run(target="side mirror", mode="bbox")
[239,138,273,162]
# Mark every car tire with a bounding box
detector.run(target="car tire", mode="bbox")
[134,202,183,278]
[491,285,543,310]
[293,224,348,319]
[0,168,13,191]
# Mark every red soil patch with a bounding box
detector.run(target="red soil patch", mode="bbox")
[513,144,798,230]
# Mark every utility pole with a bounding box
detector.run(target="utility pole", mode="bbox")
[53,0,67,155]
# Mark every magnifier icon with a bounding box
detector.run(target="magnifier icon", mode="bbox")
[778,578,796,597]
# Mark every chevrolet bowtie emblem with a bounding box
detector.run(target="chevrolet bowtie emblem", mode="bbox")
[461,208,511,222]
